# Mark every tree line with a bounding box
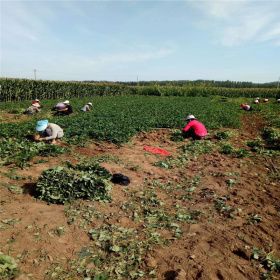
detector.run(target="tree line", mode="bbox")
[83,79,278,89]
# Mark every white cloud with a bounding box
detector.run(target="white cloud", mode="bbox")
[189,1,280,46]
[257,23,280,42]
[221,12,274,46]
[1,1,52,46]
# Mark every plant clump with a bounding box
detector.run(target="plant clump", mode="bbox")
[0,253,19,279]
[179,141,217,158]
[35,163,113,205]
[214,130,235,140]
[260,127,280,148]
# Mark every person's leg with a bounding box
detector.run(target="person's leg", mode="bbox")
[193,135,203,140]
[183,128,196,139]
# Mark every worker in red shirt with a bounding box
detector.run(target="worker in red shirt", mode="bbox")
[183,115,208,140]
[32,99,43,108]
[241,104,253,111]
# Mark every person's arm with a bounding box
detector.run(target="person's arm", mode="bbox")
[44,124,60,140]
[183,123,192,132]
[60,107,68,112]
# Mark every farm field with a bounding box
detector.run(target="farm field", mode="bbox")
[0,95,280,280]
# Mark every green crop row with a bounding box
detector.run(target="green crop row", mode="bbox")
[1,79,279,102]
[134,84,280,98]
[0,96,242,144]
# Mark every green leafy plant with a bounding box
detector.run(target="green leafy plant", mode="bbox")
[169,129,184,142]
[179,141,217,158]
[246,138,262,149]
[214,130,234,140]
[234,147,251,158]
[250,247,280,278]
[0,253,20,279]
[214,196,235,218]
[0,138,68,169]
[219,143,234,154]
[246,213,262,225]
[260,127,280,148]
[35,164,112,204]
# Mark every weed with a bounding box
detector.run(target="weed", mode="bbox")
[246,213,262,225]
[250,247,280,278]
[214,196,235,218]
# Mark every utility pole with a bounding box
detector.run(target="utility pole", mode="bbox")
[34,69,36,80]
[277,76,280,89]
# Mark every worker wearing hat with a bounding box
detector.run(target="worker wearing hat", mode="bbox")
[81,102,93,112]
[183,115,208,140]
[253,97,260,104]
[35,120,64,145]
[241,104,253,111]
[31,98,43,108]
[58,100,73,115]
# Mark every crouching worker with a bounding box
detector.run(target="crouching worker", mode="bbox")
[58,100,73,115]
[81,102,92,112]
[241,104,253,111]
[24,103,41,114]
[32,99,43,108]
[183,115,208,140]
[35,120,64,145]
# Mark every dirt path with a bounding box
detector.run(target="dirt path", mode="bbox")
[0,114,279,280]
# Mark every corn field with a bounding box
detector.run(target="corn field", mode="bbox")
[0,79,130,102]
[0,78,279,102]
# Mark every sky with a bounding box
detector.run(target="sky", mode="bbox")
[1,0,280,83]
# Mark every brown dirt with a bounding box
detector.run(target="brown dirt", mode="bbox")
[1,114,280,280]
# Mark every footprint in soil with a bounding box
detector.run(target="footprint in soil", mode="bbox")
[163,269,187,280]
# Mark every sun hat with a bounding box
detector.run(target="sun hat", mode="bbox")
[186,115,196,121]
[88,102,92,105]
[63,100,70,104]
[36,120,49,131]
[35,99,39,102]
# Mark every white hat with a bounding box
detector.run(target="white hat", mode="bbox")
[88,102,92,105]
[63,100,70,104]
[186,115,196,120]
[35,99,39,102]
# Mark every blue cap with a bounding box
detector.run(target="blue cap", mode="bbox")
[36,120,49,131]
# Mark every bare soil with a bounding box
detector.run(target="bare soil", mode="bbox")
[0,114,280,280]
